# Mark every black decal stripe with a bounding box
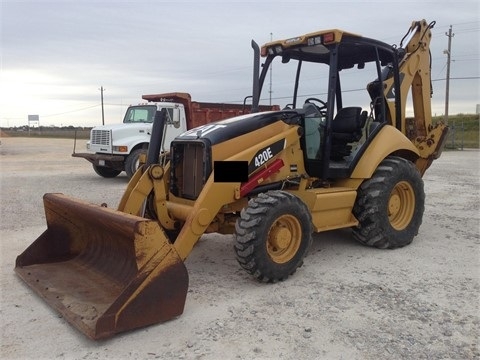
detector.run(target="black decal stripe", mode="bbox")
[176,110,297,145]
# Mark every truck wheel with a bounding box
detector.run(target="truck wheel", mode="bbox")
[352,156,425,249]
[92,164,122,178]
[234,191,312,282]
[125,149,146,178]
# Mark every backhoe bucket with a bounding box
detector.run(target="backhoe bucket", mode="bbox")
[15,193,189,340]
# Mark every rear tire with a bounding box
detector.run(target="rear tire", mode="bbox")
[352,156,424,249]
[92,164,121,178]
[234,191,312,282]
[125,149,147,179]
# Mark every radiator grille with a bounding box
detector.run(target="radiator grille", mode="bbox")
[171,142,210,200]
[182,143,205,199]
[91,130,110,146]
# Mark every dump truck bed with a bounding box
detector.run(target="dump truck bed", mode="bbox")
[142,92,280,129]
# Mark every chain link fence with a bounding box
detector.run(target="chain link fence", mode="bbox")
[444,115,479,150]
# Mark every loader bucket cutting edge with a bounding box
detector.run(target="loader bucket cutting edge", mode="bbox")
[14,193,189,340]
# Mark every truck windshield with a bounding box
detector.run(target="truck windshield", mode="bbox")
[123,105,157,123]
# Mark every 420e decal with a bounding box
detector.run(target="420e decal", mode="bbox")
[248,139,286,174]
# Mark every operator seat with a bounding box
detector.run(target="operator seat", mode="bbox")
[330,107,367,161]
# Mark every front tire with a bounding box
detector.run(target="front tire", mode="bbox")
[234,191,313,282]
[125,149,147,178]
[352,156,425,249]
[92,164,121,178]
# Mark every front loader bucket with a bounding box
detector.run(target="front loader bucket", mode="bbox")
[15,193,189,340]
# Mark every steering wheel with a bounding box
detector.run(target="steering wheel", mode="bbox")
[304,97,327,117]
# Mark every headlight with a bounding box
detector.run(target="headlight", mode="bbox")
[307,36,322,46]
[112,146,128,152]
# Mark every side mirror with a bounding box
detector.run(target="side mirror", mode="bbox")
[172,108,181,128]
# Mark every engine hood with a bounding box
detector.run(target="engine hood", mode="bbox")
[175,110,300,145]
[92,123,151,132]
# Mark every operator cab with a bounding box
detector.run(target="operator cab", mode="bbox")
[255,30,402,180]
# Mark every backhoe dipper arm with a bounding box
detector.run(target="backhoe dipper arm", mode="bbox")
[384,20,448,174]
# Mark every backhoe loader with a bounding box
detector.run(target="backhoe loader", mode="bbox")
[15,19,448,340]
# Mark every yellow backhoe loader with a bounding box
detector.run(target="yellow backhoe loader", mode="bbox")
[16,19,448,340]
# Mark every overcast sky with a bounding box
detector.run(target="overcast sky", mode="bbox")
[1,0,479,127]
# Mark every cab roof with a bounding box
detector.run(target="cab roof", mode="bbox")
[261,29,397,69]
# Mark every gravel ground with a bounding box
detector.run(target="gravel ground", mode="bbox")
[1,137,479,359]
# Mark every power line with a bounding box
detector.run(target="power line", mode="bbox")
[41,104,100,118]
[434,21,479,28]
[432,76,480,81]
[451,59,480,62]
[434,62,448,79]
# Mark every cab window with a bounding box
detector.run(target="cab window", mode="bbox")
[123,106,156,123]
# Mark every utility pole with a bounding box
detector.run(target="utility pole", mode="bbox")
[443,25,454,125]
[99,86,105,125]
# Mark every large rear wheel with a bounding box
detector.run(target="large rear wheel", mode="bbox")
[352,156,425,249]
[234,191,312,282]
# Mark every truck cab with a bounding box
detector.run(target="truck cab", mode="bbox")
[84,101,184,178]
[74,101,185,178]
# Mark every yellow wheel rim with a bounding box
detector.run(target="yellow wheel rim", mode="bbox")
[388,181,415,230]
[266,214,302,264]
